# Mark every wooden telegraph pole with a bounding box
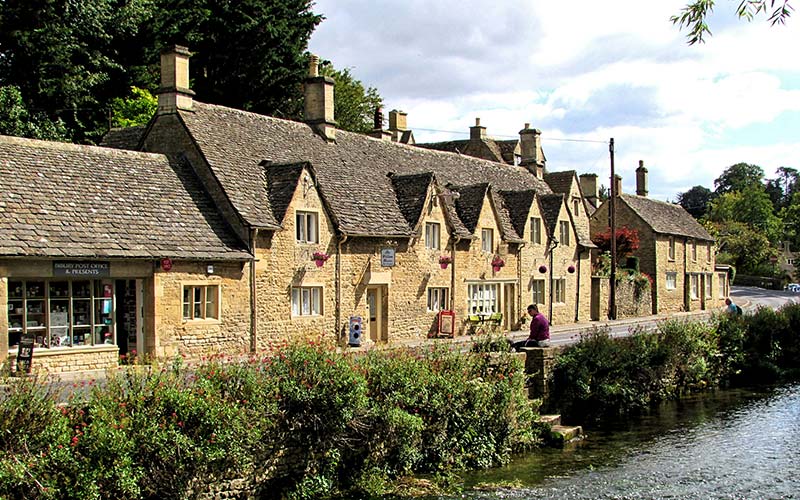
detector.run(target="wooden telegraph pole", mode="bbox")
[609,138,617,320]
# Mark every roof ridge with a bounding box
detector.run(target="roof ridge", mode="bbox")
[0,134,166,160]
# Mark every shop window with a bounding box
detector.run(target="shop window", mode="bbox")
[291,287,322,316]
[468,283,499,314]
[718,273,728,298]
[481,228,494,253]
[666,272,677,290]
[296,211,319,244]
[530,217,542,244]
[425,222,440,250]
[552,278,566,303]
[705,273,713,298]
[532,279,545,305]
[183,285,219,321]
[427,287,449,312]
[559,221,570,246]
[6,279,115,349]
[690,274,699,299]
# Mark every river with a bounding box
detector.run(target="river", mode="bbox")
[446,383,800,499]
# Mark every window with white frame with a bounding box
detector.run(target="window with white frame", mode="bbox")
[295,211,319,243]
[291,286,322,316]
[532,279,545,305]
[718,272,728,298]
[690,274,699,299]
[552,278,566,303]
[468,283,499,314]
[705,273,713,298]
[481,228,494,253]
[427,287,449,312]
[666,272,677,290]
[530,217,542,244]
[425,222,440,249]
[183,285,219,321]
[692,240,697,262]
[668,237,676,261]
[559,221,570,246]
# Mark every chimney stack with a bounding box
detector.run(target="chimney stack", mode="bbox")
[157,45,194,114]
[369,106,391,141]
[613,174,623,198]
[636,160,648,197]
[579,173,599,208]
[388,109,414,144]
[470,117,486,141]
[519,123,545,179]
[304,54,337,142]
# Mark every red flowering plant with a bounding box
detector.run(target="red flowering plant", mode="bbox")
[438,255,452,265]
[311,251,330,262]
[591,226,640,261]
[491,255,505,269]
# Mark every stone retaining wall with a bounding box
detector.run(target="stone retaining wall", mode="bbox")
[6,345,118,374]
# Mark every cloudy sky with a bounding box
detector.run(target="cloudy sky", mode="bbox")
[308,0,800,201]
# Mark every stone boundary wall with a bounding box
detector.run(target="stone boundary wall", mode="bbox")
[6,346,118,374]
[593,276,653,319]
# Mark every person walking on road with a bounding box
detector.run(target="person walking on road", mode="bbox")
[511,304,550,350]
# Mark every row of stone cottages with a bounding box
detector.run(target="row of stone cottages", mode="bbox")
[0,46,727,373]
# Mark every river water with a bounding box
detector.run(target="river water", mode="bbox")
[448,383,800,499]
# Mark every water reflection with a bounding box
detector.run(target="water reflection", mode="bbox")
[450,384,800,499]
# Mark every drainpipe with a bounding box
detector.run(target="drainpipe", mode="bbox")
[548,236,559,325]
[336,233,348,344]
[249,228,258,353]
[574,248,583,322]
[517,242,526,328]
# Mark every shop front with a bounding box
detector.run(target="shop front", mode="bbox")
[3,260,149,374]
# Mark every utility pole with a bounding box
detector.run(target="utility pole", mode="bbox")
[609,138,617,320]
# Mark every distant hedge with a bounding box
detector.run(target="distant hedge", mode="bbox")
[0,344,542,499]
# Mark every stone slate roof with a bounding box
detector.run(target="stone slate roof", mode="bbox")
[544,170,576,196]
[490,190,523,243]
[265,162,307,226]
[496,140,518,164]
[620,194,714,242]
[390,172,433,230]
[177,102,553,238]
[0,135,250,260]
[499,190,536,240]
[539,194,565,239]
[100,126,146,150]
[417,138,506,164]
[452,183,489,234]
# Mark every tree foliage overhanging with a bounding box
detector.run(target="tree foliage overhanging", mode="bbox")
[672,0,793,44]
[0,0,332,143]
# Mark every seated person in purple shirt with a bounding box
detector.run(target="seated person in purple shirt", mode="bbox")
[511,304,550,350]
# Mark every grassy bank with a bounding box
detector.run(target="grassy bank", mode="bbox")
[550,303,800,421]
[0,344,542,499]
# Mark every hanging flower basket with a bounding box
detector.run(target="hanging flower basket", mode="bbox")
[491,256,505,273]
[311,251,330,267]
[568,265,576,274]
[538,264,548,274]
[439,255,452,269]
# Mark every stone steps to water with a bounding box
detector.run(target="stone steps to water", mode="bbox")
[537,414,583,446]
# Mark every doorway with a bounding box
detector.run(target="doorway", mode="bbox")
[366,286,387,342]
[503,283,516,330]
[115,279,141,355]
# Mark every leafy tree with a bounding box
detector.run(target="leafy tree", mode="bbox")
[110,86,157,128]
[0,86,69,141]
[0,0,154,143]
[591,226,641,261]
[149,0,323,120]
[677,185,714,219]
[714,162,765,194]
[706,187,783,243]
[709,220,775,272]
[765,178,785,212]
[672,0,793,45]
[780,190,800,250]
[319,63,383,134]
[776,166,799,205]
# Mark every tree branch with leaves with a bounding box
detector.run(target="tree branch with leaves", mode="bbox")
[672,0,793,44]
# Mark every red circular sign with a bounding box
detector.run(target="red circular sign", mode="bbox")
[161,258,173,271]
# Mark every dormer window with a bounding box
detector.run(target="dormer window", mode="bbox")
[530,217,542,244]
[296,211,318,243]
[425,222,441,250]
[573,198,580,216]
[559,221,570,246]
[481,228,494,253]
